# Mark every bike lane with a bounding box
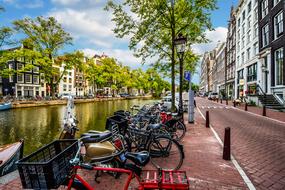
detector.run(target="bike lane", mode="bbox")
[196,97,285,190]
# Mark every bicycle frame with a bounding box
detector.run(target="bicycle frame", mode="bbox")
[66,165,135,190]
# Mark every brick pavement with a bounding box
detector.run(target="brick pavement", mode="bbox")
[0,108,247,190]
[197,97,285,190]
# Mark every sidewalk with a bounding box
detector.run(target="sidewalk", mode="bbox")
[0,109,248,190]
[210,99,285,123]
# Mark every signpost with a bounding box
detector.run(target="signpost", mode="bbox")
[184,71,194,123]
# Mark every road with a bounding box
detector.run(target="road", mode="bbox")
[196,97,285,190]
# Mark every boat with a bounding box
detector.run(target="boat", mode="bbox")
[0,140,24,176]
[0,102,12,111]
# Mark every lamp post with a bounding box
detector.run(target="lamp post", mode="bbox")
[174,34,187,117]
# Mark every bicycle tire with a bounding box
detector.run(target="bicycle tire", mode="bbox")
[174,120,186,141]
[148,135,184,170]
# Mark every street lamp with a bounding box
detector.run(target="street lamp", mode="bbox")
[174,33,187,117]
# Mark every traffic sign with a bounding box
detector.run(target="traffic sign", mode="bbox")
[184,71,191,81]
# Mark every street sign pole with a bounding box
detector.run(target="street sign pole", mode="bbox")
[187,72,194,123]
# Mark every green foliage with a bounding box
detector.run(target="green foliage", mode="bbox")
[106,0,216,107]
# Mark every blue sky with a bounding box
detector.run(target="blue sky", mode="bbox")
[1,0,239,84]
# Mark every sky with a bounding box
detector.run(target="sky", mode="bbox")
[0,0,239,84]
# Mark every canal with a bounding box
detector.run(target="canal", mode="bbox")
[0,98,157,155]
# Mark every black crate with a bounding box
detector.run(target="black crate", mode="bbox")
[106,115,128,135]
[17,139,78,189]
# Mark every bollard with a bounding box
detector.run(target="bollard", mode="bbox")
[226,99,228,105]
[233,100,236,107]
[220,99,222,104]
[223,127,231,160]
[263,105,266,116]
[217,98,219,103]
[245,103,248,111]
[206,111,210,128]
[194,100,196,107]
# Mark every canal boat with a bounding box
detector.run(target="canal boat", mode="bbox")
[0,102,12,111]
[0,140,24,176]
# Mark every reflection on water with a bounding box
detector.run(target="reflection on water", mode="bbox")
[0,99,157,155]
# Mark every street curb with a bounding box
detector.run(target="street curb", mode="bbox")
[197,107,256,190]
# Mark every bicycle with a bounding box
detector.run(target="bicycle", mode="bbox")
[17,137,189,190]
[124,125,184,170]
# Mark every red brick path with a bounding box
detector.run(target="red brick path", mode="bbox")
[0,106,247,189]
[197,97,285,190]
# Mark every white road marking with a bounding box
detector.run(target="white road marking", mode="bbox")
[197,107,256,190]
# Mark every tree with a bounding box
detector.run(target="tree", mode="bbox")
[106,0,216,110]
[13,16,73,96]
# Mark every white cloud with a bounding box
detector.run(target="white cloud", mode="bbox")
[51,0,80,6]
[2,0,44,8]
[191,27,228,55]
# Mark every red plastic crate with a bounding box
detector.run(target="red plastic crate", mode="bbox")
[139,170,189,190]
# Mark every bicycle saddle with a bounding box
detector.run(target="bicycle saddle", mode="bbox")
[125,151,150,166]
[147,124,161,130]
[171,113,178,116]
[81,131,112,143]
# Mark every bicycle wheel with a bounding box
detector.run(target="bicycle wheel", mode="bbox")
[174,121,186,141]
[148,136,184,170]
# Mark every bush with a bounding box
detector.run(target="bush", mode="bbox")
[248,100,256,106]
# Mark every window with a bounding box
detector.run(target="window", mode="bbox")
[25,74,32,83]
[242,11,246,21]
[247,63,257,82]
[275,48,284,85]
[63,77,67,82]
[247,16,251,29]
[17,74,24,83]
[9,64,13,82]
[69,72,72,76]
[247,30,251,44]
[262,24,269,47]
[17,63,23,70]
[237,69,244,84]
[237,30,240,40]
[242,24,245,35]
[238,18,241,27]
[274,11,283,39]
[261,0,268,18]
[237,42,240,52]
[254,8,258,22]
[242,52,245,64]
[69,85,72,91]
[69,78,72,83]
[242,36,245,48]
[33,66,39,73]
[253,43,258,55]
[254,23,258,38]
[33,75,39,84]
[247,48,251,60]
[248,1,252,13]
[273,0,281,7]
[63,84,67,91]
[237,56,240,66]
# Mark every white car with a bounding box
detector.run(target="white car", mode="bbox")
[60,94,72,100]
[162,95,188,112]
[208,92,219,100]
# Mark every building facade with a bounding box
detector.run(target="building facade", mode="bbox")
[258,0,284,100]
[2,58,41,97]
[200,52,210,94]
[235,0,261,99]
[57,65,76,96]
[215,42,226,96]
[225,6,237,100]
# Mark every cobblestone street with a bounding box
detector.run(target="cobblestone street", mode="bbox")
[196,97,285,190]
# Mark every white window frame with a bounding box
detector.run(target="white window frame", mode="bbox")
[33,66,39,73]
[273,0,281,7]
[33,75,39,84]
[275,48,284,86]
[274,11,283,40]
[261,0,268,19]
[17,74,24,83]
[247,48,251,61]
[262,24,269,47]
[25,74,32,84]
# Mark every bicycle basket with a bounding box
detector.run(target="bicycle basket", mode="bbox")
[17,139,78,189]
[106,115,128,135]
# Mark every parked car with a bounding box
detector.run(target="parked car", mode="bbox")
[208,92,219,100]
[119,93,129,98]
[162,94,188,112]
[60,94,72,100]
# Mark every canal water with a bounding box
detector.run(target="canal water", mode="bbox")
[0,99,157,155]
